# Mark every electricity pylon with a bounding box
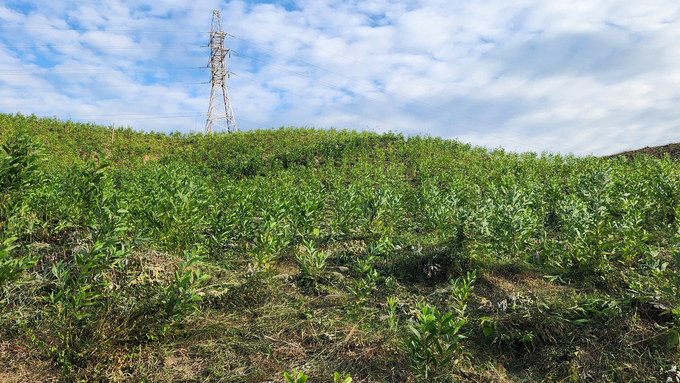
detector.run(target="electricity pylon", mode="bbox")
[205,10,237,134]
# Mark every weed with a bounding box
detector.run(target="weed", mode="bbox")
[253,218,290,269]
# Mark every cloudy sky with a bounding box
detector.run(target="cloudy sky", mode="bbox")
[1,0,679,156]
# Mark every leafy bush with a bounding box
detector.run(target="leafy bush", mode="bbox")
[297,239,329,282]
[0,129,43,237]
[0,237,38,288]
[449,270,476,317]
[401,303,466,381]
[44,216,132,375]
[65,161,111,227]
[160,249,210,329]
[347,249,382,313]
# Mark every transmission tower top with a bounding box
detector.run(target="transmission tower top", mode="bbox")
[205,10,237,134]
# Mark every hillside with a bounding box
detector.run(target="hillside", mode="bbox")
[608,142,680,161]
[1,112,679,382]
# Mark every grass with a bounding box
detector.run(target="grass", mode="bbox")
[0,112,679,382]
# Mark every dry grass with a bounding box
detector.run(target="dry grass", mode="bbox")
[0,335,59,382]
[1,246,678,382]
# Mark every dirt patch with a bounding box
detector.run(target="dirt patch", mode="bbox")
[474,267,568,304]
[0,337,59,382]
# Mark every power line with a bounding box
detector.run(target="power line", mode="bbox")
[0,26,207,33]
[231,54,487,138]
[235,52,582,152]
[3,44,203,50]
[0,68,204,75]
[2,82,203,90]
[60,112,204,117]
[113,115,202,121]
[234,18,453,93]
[236,117,274,129]
[46,113,206,122]
[233,73,407,132]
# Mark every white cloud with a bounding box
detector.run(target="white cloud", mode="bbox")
[0,0,679,155]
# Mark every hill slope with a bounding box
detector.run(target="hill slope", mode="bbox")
[1,113,679,382]
[608,142,680,160]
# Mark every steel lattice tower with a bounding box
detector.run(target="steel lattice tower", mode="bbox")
[205,10,237,134]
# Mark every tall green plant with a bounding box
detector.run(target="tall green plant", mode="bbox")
[449,270,476,317]
[135,166,210,251]
[297,239,329,282]
[401,303,466,381]
[419,180,459,234]
[661,229,680,349]
[45,215,131,375]
[613,193,651,265]
[331,185,360,236]
[253,218,290,269]
[0,129,43,236]
[347,249,382,313]
[555,172,617,274]
[488,187,539,259]
[161,249,210,330]
[65,160,111,227]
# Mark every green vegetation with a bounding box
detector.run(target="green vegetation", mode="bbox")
[0,112,679,382]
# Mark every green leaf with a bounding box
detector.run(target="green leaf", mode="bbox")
[483,326,494,337]
[666,328,680,349]
[407,324,422,338]
[572,319,590,326]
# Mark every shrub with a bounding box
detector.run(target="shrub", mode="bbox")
[0,237,38,288]
[297,239,329,282]
[401,303,466,381]
[0,129,43,237]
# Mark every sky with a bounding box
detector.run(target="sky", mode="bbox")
[1,0,680,156]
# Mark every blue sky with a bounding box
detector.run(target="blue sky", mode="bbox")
[1,0,679,155]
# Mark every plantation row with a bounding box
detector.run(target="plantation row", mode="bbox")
[1,113,679,381]
[5,132,679,273]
